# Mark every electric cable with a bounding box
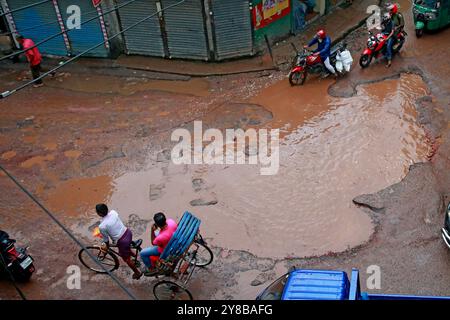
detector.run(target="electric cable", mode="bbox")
[0,164,138,300]
[0,0,138,62]
[0,0,52,18]
[0,0,186,98]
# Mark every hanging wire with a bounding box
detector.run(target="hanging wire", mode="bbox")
[0,4,105,37]
[0,0,188,298]
[0,0,52,18]
[0,164,138,300]
[0,0,187,99]
[0,0,139,62]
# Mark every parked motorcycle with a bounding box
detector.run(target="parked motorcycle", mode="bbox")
[359,29,407,68]
[288,42,352,86]
[0,230,35,282]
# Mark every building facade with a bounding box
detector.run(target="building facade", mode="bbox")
[0,0,341,60]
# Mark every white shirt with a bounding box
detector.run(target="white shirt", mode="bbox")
[99,210,127,243]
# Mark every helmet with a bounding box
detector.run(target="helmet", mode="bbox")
[387,3,398,14]
[316,29,326,39]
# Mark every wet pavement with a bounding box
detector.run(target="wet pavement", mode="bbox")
[1,0,450,300]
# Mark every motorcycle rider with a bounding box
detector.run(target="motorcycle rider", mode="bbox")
[381,12,395,67]
[304,29,337,78]
[386,3,405,67]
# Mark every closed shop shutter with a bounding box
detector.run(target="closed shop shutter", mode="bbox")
[210,0,253,60]
[117,0,165,57]
[6,0,68,56]
[161,0,209,60]
[58,0,109,57]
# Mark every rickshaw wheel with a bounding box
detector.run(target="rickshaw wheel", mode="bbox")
[153,280,193,300]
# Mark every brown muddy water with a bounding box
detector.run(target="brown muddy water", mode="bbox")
[57,74,430,259]
[46,74,210,97]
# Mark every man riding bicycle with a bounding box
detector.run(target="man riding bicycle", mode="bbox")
[96,203,142,280]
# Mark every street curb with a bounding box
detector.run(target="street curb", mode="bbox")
[120,64,277,78]
[118,1,382,77]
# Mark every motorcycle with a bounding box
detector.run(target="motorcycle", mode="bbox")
[288,42,353,86]
[359,29,407,68]
[0,230,35,282]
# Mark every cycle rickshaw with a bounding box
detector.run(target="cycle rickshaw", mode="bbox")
[78,211,213,300]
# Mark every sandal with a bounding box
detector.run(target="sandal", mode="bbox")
[132,272,142,280]
[144,268,159,277]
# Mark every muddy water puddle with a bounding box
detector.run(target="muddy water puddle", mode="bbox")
[44,176,112,217]
[46,74,210,97]
[61,74,430,258]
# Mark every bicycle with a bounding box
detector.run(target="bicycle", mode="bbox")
[78,212,213,300]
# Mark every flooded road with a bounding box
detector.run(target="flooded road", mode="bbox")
[1,0,448,297]
[46,74,210,97]
[58,74,430,259]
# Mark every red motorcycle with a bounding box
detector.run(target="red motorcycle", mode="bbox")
[288,43,348,85]
[359,29,407,68]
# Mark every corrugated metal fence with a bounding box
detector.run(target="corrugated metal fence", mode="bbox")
[117,0,253,61]
[1,0,254,61]
[1,0,110,57]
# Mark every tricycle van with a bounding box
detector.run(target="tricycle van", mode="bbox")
[413,0,450,37]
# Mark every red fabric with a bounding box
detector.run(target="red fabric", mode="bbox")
[153,219,178,254]
[150,256,159,264]
[22,39,42,66]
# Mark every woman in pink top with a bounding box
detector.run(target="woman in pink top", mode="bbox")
[140,212,177,276]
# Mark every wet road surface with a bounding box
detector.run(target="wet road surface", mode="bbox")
[0,0,450,300]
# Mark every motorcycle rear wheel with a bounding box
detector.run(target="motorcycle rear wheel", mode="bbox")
[289,70,307,86]
[359,54,372,68]
[13,267,33,282]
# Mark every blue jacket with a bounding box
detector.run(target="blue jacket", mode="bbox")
[308,35,331,60]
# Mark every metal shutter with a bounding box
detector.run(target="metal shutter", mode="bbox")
[211,0,253,60]
[161,0,209,60]
[117,0,165,57]
[58,0,109,57]
[6,0,68,56]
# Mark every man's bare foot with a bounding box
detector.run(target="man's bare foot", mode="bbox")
[132,271,142,280]
[386,60,392,68]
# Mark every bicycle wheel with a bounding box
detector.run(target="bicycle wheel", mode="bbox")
[187,241,213,267]
[153,280,193,300]
[78,246,119,274]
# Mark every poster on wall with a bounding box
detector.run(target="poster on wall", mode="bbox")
[252,0,290,30]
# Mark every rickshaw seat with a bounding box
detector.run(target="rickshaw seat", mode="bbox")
[159,211,201,261]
